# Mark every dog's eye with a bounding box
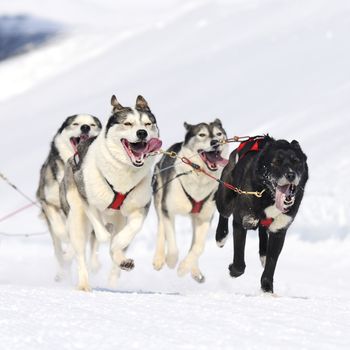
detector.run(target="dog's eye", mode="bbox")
[217,132,222,136]
[123,122,132,126]
[198,133,206,137]
[145,122,152,127]
[90,124,96,127]
[72,123,79,126]
[290,156,300,164]
[272,158,283,166]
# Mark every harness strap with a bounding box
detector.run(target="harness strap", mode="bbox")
[105,179,134,210]
[260,217,273,228]
[236,136,266,161]
[180,183,213,214]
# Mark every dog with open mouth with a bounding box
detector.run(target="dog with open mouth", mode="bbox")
[215,136,308,293]
[37,114,102,280]
[152,119,229,283]
[60,95,162,291]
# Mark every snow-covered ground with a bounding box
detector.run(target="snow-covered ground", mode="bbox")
[0,0,349,349]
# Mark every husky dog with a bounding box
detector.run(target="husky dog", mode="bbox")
[60,95,162,291]
[152,119,229,283]
[37,114,102,280]
[215,136,308,293]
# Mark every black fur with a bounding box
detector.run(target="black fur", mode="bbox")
[184,119,225,145]
[215,136,308,293]
[153,142,183,216]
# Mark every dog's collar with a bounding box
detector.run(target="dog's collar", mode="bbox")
[180,183,213,214]
[105,179,134,210]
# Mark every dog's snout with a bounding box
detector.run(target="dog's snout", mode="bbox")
[136,129,148,140]
[285,171,296,182]
[81,124,91,134]
[210,139,219,148]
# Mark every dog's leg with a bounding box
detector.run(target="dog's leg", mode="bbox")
[108,213,125,287]
[216,215,229,248]
[153,210,166,271]
[177,216,210,282]
[42,203,70,281]
[229,221,247,278]
[164,214,178,269]
[110,209,145,271]
[89,231,101,273]
[258,226,268,267]
[67,207,91,292]
[260,229,287,293]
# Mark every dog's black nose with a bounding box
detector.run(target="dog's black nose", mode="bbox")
[136,129,148,140]
[210,139,219,146]
[286,171,296,182]
[81,124,91,134]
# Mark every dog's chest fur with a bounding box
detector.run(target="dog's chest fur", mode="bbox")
[263,205,292,233]
[78,137,153,213]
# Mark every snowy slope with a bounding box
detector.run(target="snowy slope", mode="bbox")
[0,0,350,349]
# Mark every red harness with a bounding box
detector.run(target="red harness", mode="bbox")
[260,217,273,228]
[236,136,265,160]
[180,184,212,214]
[105,179,134,210]
[236,136,274,229]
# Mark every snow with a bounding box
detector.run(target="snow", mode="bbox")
[0,0,350,349]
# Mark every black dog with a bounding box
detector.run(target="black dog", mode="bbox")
[215,136,308,293]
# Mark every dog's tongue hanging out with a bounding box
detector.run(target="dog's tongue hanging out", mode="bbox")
[275,184,296,212]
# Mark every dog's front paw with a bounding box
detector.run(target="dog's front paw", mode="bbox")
[261,276,274,293]
[216,235,228,248]
[166,251,178,269]
[177,259,191,277]
[76,284,92,292]
[119,259,135,271]
[191,271,206,284]
[153,254,165,271]
[228,263,245,278]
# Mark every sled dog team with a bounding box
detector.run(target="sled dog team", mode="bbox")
[37,95,308,293]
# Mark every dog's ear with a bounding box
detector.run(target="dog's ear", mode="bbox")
[291,140,307,160]
[111,95,124,111]
[213,118,222,127]
[184,122,192,131]
[136,95,150,111]
[290,140,301,150]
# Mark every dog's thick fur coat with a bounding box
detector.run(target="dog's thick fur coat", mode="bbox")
[152,119,229,282]
[60,95,161,291]
[37,114,102,279]
[215,136,308,292]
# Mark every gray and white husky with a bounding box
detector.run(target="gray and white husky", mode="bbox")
[60,95,162,291]
[37,114,102,280]
[152,119,229,283]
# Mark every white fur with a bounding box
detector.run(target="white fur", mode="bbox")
[65,106,159,291]
[39,114,100,281]
[264,205,292,233]
[153,125,229,283]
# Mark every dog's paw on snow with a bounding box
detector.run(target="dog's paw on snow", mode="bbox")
[228,263,245,278]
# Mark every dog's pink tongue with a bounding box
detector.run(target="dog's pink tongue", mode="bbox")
[275,185,289,212]
[145,138,162,153]
[217,157,229,167]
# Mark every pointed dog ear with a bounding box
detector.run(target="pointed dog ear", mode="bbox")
[111,95,124,111]
[136,95,150,111]
[213,118,222,127]
[184,122,192,130]
[291,140,301,149]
